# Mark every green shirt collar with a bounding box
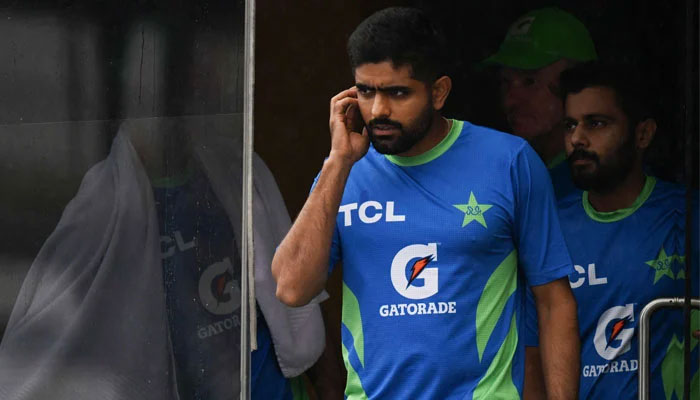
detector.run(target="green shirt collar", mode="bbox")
[151,163,195,188]
[582,175,656,223]
[385,119,463,167]
[547,152,567,170]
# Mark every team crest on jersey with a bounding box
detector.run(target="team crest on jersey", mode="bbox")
[453,191,492,228]
[645,247,685,284]
[380,243,457,318]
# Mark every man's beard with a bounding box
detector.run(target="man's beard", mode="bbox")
[568,132,637,194]
[368,104,433,155]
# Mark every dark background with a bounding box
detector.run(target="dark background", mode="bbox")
[254,3,698,395]
[0,0,696,398]
[256,0,698,218]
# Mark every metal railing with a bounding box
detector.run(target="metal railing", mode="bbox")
[241,0,256,398]
[638,297,700,400]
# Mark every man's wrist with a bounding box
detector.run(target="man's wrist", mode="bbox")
[325,152,355,173]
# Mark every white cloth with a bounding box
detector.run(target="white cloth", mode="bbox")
[0,123,326,400]
[195,132,328,379]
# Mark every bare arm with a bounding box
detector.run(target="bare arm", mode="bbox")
[272,87,368,307]
[532,278,580,400]
[523,346,546,400]
[305,327,346,399]
[306,264,347,398]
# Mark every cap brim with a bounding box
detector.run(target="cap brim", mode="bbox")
[480,43,562,70]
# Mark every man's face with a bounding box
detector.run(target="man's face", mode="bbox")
[563,86,637,193]
[354,61,434,155]
[500,59,569,140]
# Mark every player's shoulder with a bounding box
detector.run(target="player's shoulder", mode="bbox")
[648,177,689,210]
[556,190,584,220]
[453,120,533,167]
[652,176,685,193]
[458,120,528,151]
[557,189,582,208]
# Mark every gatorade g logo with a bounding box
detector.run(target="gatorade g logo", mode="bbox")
[390,243,438,300]
[594,304,635,360]
[198,257,241,315]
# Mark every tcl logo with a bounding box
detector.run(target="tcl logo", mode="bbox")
[570,263,608,288]
[594,303,635,360]
[338,201,405,226]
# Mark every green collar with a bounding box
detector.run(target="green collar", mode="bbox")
[582,176,656,223]
[151,163,195,188]
[385,119,463,167]
[547,152,567,170]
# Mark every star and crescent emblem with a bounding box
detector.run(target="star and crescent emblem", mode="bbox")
[453,191,492,228]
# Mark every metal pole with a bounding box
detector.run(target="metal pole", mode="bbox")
[241,0,256,398]
[682,2,698,398]
[638,297,700,400]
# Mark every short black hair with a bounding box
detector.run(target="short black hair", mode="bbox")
[347,7,448,82]
[560,62,655,126]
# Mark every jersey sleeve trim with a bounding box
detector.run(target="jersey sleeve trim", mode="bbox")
[527,264,573,287]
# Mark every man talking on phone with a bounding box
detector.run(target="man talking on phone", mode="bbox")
[272,7,579,399]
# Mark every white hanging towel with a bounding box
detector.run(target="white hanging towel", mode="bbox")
[0,122,327,400]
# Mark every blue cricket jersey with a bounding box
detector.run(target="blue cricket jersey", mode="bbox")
[154,168,291,400]
[558,176,699,400]
[522,152,583,348]
[317,120,573,399]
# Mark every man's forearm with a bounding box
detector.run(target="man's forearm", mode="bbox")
[272,155,353,306]
[523,346,546,400]
[306,324,346,399]
[538,296,580,400]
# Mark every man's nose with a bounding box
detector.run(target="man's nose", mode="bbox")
[371,93,390,119]
[568,124,590,148]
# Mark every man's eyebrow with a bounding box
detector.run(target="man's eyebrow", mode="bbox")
[379,86,411,93]
[583,113,615,121]
[355,84,411,92]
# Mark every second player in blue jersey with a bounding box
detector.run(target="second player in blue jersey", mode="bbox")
[558,63,698,399]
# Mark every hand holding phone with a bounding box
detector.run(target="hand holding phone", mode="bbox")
[328,87,369,164]
[345,100,365,135]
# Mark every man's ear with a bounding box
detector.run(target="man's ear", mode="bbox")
[635,118,657,150]
[431,76,452,111]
